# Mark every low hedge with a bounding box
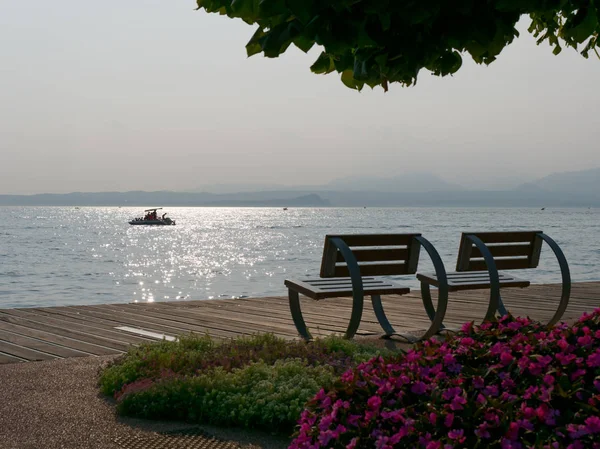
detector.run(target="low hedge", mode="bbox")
[99,333,390,432]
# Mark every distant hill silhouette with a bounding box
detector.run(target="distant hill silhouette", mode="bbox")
[324,172,463,192]
[515,168,600,194]
[1,168,598,207]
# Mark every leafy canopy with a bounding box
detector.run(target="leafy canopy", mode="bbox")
[195,0,600,90]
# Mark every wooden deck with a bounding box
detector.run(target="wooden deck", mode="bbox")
[0,282,599,364]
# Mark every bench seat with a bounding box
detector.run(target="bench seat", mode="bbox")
[417,270,530,292]
[285,276,410,300]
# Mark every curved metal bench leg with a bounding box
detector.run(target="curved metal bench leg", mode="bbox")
[330,237,365,340]
[539,233,571,326]
[416,236,449,340]
[289,289,312,341]
[345,289,364,340]
[467,235,501,322]
[371,294,396,337]
[497,292,508,317]
[420,282,446,330]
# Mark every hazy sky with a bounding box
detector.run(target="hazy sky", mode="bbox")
[1,1,599,195]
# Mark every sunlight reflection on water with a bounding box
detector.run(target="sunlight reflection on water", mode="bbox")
[1,206,599,307]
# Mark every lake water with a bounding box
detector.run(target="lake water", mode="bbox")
[1,207,599,308]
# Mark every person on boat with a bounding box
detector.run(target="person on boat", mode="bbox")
[162,213,167,220]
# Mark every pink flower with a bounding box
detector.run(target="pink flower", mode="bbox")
[346,437,358,449]
[587,350,600,368]
[500,352,514,366]
[460,337,476,346]
[411,381,427,395]
[585,416,600,434]
[367,395,382,410]
[429,413,437,425]
[448,428,465,441]
[444,413,454,428]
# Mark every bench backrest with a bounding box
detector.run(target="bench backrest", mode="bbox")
[320,234,422,278]
[456,231,543,272]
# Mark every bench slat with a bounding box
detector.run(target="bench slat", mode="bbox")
[333,263,409,277]
[417,271,530,292]
[284,277,410,300]
[335,248,409,262]
[457,231,544,271]
[466,258,531,271]
[470,244,532,258]
[325,234,420,247]
[469,231,541,244]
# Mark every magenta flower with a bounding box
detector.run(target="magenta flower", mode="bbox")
[585,416,600,434]
[411,381,427,395]
[587,350,600,368]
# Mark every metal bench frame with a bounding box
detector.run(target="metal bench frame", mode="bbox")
[286,234,448,342]
[419,231,571,325]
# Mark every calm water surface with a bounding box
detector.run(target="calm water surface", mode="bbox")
[1,207,598,308]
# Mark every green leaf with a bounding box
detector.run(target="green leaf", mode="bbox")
[310,52,335,74]
[562,6,598,44]
[258,0,285,17]
[246,27,266,56]
[287,0,313,24]
[293,35,315,53]
[341,69,358,89]
[196,0,600,91]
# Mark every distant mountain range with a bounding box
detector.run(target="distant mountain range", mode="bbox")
[1,168,598,207]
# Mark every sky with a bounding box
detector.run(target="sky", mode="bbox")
[1,1,599,195]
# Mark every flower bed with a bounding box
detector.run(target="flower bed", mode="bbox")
[291,309,600,449]
[99,333,389,432]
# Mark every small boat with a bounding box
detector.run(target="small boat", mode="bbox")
[129,208,176,225]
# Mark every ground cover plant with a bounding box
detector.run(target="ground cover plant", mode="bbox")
[99,333,390,432]
[291,309,600,448]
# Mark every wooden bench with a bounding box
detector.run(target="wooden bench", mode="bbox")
[417,231,571,325]
[284,233,448,341]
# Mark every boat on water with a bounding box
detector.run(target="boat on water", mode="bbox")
[129,208,176,226]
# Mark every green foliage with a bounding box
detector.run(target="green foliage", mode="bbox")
[116,359,336,432]
[195,0,600,90]
[98,333,215,396]
[99,331,389,404]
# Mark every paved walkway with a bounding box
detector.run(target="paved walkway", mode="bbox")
[0,355,289,449]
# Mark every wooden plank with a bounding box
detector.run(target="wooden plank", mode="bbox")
[325,234,419,247]
[467,231,541,244]
[0,308,153,345]
[124,303,303,335]
[470,244,532,258]
[0,352,26,364]
[28,307,158,342]
[129,303,344,336]
[0,320,116,356]
[335,248,409,263]
[334,263,408,277]
[0,312,130,352]
[73,304,295,340]
[65,305,243,340]
[0,341,57,362]
[0,328,89,359]
[466,259,532,271]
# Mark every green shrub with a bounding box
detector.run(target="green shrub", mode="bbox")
[116,359,336,432]
[99,333,389,397]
